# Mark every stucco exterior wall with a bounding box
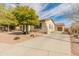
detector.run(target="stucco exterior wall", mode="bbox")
[41,19,55,34]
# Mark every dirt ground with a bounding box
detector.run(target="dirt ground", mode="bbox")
[0,31,44,44]
[70,37,79,56]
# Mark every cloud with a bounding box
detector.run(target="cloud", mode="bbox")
[40,3,49,12]
[40,3,74,19]
[20,3,48,15]
[5,3,16,8]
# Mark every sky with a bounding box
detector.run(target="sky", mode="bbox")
[6,3,75,27]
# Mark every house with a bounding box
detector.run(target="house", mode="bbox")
[33,18,56,34]
[56,23,64,32]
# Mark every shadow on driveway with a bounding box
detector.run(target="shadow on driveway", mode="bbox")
[8,31,23,35]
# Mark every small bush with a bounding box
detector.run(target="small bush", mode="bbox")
[30,34,36,38]
[13,37,20,40]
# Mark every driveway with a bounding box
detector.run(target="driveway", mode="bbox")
[0,32,72,56]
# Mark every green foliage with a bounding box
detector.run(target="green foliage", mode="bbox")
[0,4,39,33]
[0,5,18,26]
[3,9,18,26]
[13,6,39,25]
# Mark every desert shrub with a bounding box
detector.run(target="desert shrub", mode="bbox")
[13,36,20,40]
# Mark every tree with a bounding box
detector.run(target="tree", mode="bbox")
[63,4,79,34]
[64,4,79,22]
[3,9,18,31]
[13,6,39,34]
[0,4,18,31]
[71,22,79,34]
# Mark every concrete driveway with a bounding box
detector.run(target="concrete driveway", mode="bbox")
[0,32,72,56]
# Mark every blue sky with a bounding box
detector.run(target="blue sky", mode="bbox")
[6,3,73,27]
[38,3,72,27]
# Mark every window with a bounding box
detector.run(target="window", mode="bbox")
[49,24,53,29]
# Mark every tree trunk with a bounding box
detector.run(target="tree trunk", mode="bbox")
[22,25,26,35]
[22,25,30,34]
[22,25,25,33]
[26,25,29,34]
[7,25,10,32]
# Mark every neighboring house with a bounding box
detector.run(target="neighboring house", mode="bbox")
[56,23,64,32]
[33,18,56,34]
